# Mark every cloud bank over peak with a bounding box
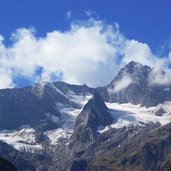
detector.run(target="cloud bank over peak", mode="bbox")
[0,18,170,89]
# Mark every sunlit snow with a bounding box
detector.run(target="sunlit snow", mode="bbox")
[45,92,92,144]
[98,102,171,133]
[0,125,42,152]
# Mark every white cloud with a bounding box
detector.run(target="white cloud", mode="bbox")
[121,39,156,67]
[149,69,171,85]
[113,73,132,92]
[0,19,124,88]
[0,18,170,89]
[148,59,171,85]
[85,10,96,17]
[0,69,14,89]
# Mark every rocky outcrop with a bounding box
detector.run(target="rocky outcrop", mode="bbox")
[0,82,93,130]
[100,61,171,107]
[88,123,171,171]
[69,92,113,150]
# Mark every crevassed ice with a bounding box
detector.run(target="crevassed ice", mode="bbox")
[0,126,42,152]
[98,102,171,133]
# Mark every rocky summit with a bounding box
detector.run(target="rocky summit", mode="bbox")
[0,61,171,171]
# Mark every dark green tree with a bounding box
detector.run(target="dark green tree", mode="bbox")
[168,164,171,171]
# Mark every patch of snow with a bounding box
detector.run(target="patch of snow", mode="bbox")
[11,143,42,153]
[59,108,81,132]
[98,102,171,133]
[45,128,72,145]
[48,82,68,98]
[55,102,67,109]
[59,94,92,130]
[45,97,91,145]
[45,94,92,145]
[46,113,59,123]
[51,115,59,123]
[60,107,81,117]
[31,82,46,98]
[164,88,170,91]
[68,90,92,106]
[0,126,42,152]
[42,91,92,145]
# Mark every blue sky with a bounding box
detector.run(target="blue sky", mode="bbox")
[1,0,171,51]
[0,0,171,88]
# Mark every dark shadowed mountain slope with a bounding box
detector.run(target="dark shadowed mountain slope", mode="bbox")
[0,157,17,171]
[0,140,52,171]
[88,123,171,171]
[0,82,93,130]
[69,91,113,149]
[0,83,63,130]
[53,82,94,95]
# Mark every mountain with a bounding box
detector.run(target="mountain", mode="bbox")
[0,61,171,170]
[0,81,94,170]
[100,61,171,107]
[69,91,113,149]
[0,81,93,130]
[88,122,171,171]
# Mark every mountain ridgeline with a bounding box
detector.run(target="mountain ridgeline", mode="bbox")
[0,61,171,171]
[100,61,171,107]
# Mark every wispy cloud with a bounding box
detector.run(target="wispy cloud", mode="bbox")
[113,73,133,92]
[66,10,72,19]
[121,39,156,67]
[148,59,171,85]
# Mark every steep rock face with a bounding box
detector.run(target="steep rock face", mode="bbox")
[0,82,93,130]
[141,86,171,107]
[55,123,160,171]
[101,61,171,107]
[88,123,171,171]
[53,82,94,96]
[0,140,54,171]
[0,83,62,130]
[0,141,36,171]
[0,81,94,170]
[69,92,113,149]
